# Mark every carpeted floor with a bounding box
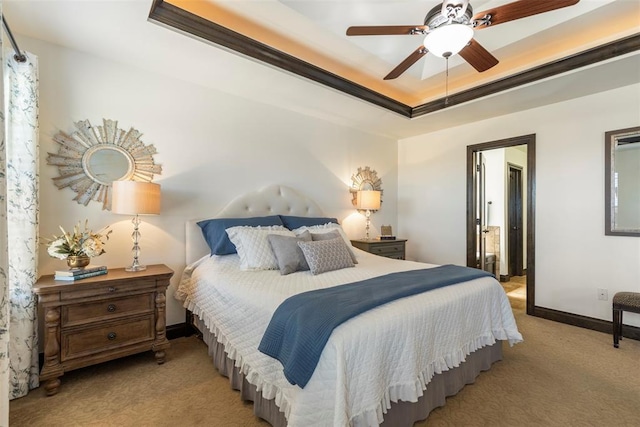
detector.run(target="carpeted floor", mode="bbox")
[10,308,640,426]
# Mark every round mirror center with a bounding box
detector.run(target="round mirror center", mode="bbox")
[360,182,375,191]
[82,146,134,186]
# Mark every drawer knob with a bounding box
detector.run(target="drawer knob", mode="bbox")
[107,332,117,340]
[108,287,116,293]
[107,304,116,313]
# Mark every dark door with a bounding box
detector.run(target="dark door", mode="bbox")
[508,165,524,277]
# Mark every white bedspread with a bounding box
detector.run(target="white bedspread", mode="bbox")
[176,249,522,426]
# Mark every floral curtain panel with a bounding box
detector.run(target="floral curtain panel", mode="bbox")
[0,25,9,426]
[2,49,40,405]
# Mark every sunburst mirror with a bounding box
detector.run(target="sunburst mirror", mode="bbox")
[349,166,383,209]
[47,119,162,210]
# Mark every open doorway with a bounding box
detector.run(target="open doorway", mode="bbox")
[466,135,535,314]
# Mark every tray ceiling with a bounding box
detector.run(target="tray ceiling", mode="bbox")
[149,0,640,117]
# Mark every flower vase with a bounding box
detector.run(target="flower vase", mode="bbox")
[67,255,91,269]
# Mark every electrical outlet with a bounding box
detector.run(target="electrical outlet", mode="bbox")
[597,288,608,301]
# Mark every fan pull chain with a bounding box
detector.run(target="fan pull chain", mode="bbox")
[445,56,450,106]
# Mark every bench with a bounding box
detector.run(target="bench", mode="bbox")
[612,292,640,348]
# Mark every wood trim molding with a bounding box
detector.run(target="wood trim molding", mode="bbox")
[412,34,640,117]
[533,306,640,342]
[148,0,640,118]
[166,322,189,340]
[47,308,639,370]
[147,0,412,117]
[163,308,640,343]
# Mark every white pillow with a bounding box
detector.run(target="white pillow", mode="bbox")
[293,223,358,263]
[226,225,294,270]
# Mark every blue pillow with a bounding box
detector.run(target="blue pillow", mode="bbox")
[197,215,284,255]
[279,215,338,230]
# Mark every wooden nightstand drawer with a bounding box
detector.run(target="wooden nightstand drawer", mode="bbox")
[61,315,155,361]
[62,293,154,327]
[351,239,407,260]
[369,242,405,255]
[60,278,157,301]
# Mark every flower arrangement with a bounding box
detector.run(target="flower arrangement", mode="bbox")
[46,220,112,260]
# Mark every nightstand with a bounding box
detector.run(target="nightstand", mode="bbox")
[350,239,407,260]
[33,264,173,396]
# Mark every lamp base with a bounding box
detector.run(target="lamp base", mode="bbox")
[125,214,146,273]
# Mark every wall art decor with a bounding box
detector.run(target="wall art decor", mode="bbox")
[47,119,162,210]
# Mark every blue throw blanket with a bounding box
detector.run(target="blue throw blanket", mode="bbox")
[258,264,493,388]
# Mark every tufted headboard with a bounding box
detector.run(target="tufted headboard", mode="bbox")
[186,185,325,264]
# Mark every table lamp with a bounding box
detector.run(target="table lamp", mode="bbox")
[111,180,161,271]
[357,190,381,240]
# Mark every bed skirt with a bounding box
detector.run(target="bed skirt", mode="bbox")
[195,316,503,426]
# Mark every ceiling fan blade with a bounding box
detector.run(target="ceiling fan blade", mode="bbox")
[473,0,580,29]
[459,39,499,72]
[346,25,428,36]
[384,47,428,80]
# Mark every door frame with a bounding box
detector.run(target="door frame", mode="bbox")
[466,134,536,314]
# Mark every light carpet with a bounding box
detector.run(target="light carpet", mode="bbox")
[10,310,640,426]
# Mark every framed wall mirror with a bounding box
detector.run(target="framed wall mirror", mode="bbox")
[349,166,383,209]
[47,119,162,210]
[605,126,640,236]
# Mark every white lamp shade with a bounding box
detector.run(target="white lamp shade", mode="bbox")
[111,180,161,215]
[423,24,474,58]
[356,190,381,210]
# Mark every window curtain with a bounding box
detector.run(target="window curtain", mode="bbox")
[0,48,40,412]
[0,22,8,425]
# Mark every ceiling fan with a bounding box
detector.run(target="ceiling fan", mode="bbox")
[346,0,580,80]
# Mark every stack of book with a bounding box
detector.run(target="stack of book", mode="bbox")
[54,265,108,281]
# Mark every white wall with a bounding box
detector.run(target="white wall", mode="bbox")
[398,84,640,327]
[29,37,399,325]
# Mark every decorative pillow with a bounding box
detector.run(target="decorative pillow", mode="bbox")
[198,216,284,255]
[267,231,312,275]
[279,215,338,230]
[310,230,341,241]
[226,225,293,270]
[297,237,355,275]
[294,223,358,264]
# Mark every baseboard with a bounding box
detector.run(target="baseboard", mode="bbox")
[532,306,640,342]
[500,270,526,282]
[37,309,639,372]
[167,322,191,340]
[170,307,640,343]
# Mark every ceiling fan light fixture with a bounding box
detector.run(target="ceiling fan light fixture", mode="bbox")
[423,24,474,58]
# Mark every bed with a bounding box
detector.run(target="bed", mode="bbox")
[177,185,522,426]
